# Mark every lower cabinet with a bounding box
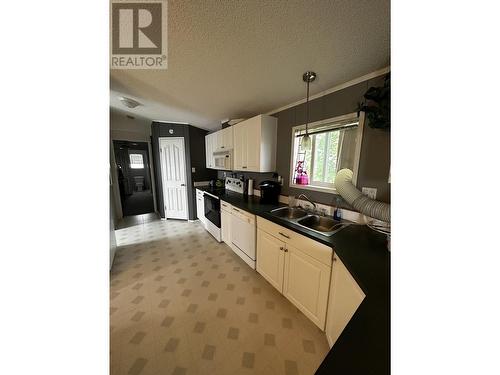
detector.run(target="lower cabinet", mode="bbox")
[256,229,285,293]
[196,189,206,226]
[325,254,365,347]
[283,243,332,329]
[221,205,231,244]
[256,221,332,330]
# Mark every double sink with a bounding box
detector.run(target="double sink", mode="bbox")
[269,206,349,236]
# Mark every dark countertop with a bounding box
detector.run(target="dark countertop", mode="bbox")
[196,186,390,374]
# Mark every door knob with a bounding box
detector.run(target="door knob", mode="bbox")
[181,184,185,186]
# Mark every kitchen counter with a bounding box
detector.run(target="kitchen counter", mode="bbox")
[196,186,390,374]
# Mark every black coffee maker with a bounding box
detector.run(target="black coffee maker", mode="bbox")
[259,180,281,204]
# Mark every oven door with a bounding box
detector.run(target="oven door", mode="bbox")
[204,193,221,228]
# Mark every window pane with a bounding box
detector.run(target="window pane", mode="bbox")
[325,130,340,183]
[313,133,326,182]
[293,136,312,183]
[129,154,144,169]
[303,146,312,177]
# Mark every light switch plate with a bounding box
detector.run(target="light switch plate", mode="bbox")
[362,187,377,200]
[191,167,196,173]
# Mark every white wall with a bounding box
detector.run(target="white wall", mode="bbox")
[110,109,151,141]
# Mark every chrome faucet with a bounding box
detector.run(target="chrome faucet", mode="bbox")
[296,194,317,211]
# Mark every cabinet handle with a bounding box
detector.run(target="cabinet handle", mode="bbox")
[284,248,288,252]
[242,166,247,169]
[233,208,240,213]
[278,232,290,239]
[221,146,224,149]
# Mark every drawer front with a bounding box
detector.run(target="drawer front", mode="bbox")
[257,217,332,266]
[221,200,232,212]
[231,206,255,224]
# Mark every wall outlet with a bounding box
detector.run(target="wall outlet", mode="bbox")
[362,187,377,200]
[191,167,196,173]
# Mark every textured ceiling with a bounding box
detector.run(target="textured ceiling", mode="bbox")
[110,0,390,130]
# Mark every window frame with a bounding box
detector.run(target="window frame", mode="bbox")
[289,112,365,194]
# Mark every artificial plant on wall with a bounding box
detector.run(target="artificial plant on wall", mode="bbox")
[358,74,390,131]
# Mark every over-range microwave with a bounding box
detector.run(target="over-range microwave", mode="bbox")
[213,150,232,170]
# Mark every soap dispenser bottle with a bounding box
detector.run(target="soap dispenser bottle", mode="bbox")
[333,196,342,221]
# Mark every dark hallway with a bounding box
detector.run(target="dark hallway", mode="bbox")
[113,140,155,217]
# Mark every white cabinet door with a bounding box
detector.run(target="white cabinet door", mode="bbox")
[221,208,231,244]
[205,133,216,168]
[233,122,246,170]
[222,127,233,150]
[283,244,332,330]
[256,229,285,293]
[245,116,261,171]
[325,254,365,347]
[205,136,210,168]
[233,117,259,171]
[215,130,224,152]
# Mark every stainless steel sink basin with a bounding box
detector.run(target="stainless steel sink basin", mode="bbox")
[270,207,308,219]
[270,206,350,236]
[297,215,348,235]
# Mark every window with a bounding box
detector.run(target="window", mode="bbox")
[129,153,144,169]
[290,113,363,192]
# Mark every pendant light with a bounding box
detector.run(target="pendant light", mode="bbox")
[300,71,317,150]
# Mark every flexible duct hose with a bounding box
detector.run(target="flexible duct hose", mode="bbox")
[334,169,390,223]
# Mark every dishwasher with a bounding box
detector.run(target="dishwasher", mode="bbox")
[230,207,256,269]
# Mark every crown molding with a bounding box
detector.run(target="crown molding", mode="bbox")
[265,66,390,115]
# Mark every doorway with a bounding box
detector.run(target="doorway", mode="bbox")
[113,140,155,217]
[159,137,188,220]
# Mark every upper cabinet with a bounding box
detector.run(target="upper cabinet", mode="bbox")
[205,115,277,172]
[205,133,216,168]
[214,127,233,151]
[233,114,277,172]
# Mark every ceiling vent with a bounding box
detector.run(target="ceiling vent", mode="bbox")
[119,97,142,109]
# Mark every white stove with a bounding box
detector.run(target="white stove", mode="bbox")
[225,177,244,194]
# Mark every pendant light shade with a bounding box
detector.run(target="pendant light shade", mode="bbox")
[300,134,312,149]
[300,71,316,151]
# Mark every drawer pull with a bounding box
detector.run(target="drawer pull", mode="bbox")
[233,208,240,213]
[278,232,290,239]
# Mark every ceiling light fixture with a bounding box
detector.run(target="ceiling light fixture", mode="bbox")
[119,96,142,109]
[300,71,317,151]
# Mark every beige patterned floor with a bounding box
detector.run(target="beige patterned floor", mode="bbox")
[111,218,329,375]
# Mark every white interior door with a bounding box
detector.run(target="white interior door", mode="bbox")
[159,137,188,220]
